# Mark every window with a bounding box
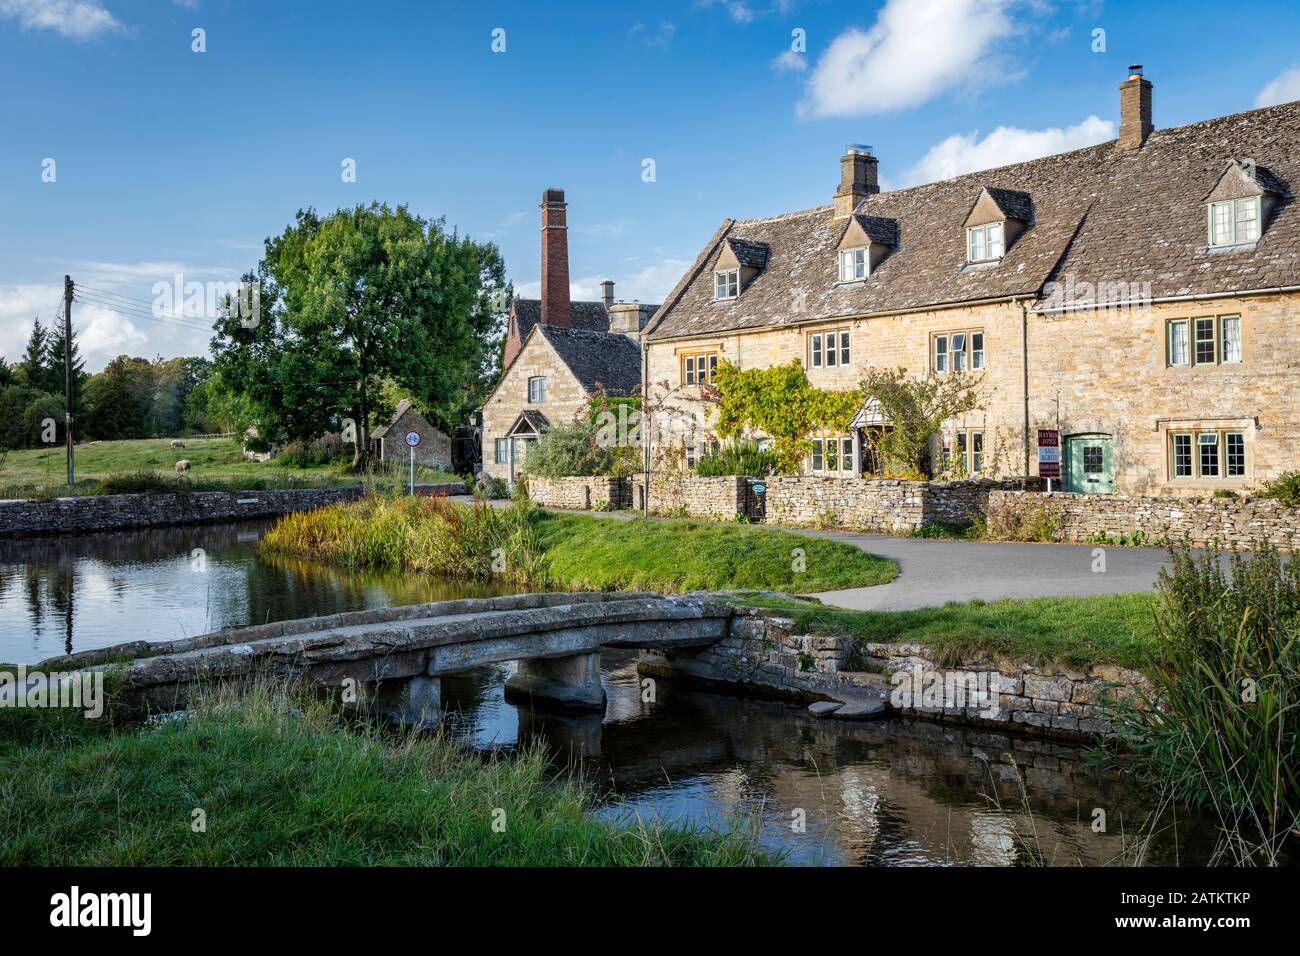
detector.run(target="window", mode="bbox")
[1207,197,1261,247]
[1170,430,1247,480]
[1167,315,1243,367]
[1167,319,1189,366]
[1221,316,1242,363]
[682,351,719,386]
[1194,318,1217,365]
[685,442,697,469]
[967,222,1004,262]
[1172,434,1193,477]
[494,438,509,465]
[714,269,739,299]
[1226,432,1246,476]
[810,436,854,474]
[839,246,868,282]
[526,376,546,404]
[810,329,851,369]
[934,330,984,373]
[1198,432,1220,477]
[1083,445,1104,477]
[937,429,984,476]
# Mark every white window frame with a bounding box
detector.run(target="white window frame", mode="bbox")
[1167,319,1190,367]
[682,351,718,386]
[1221,315,1242,364]
[494,438,509,465]
[1167,314,1243,367]
[933,329,984,373]
[838,246,868,283]
[1170,430,1247,480]
[1207,197,1261,247]
[809,328,851,369]
[810,436,854,475]
[966,222,1005,263]
[526,375,546,404]
[714,269,739,300]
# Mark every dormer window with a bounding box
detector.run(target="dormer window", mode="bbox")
[967,222,1004,263]
[1208,197,1260,247]
[839,247,868,282]
[714,269,739,300]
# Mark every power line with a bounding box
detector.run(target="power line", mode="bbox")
[71,291,216,333]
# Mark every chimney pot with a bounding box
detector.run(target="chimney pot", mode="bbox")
[1119,66,1153,151]
[834,144,879,219]
[540,188,571,328]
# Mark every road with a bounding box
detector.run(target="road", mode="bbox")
[450,497,1170,611]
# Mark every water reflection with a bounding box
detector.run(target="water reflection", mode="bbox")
[439,651,1222,867]
[0,521,512,664]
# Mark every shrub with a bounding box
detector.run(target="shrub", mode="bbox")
[276,432,348,469]
[471,473,509,500]
[1101,542,1300,862]
[1258,470,1300,507]
[522,419,623,478]
[978,504,1059,542]
[694,439,778,477]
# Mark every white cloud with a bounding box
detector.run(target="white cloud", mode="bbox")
[1256,65,1300,108]
[0,0,122,40]
[771,50,807,74]
[901,115,1114,186]
[631,20,676,50]
[74,303,150,367]
[800,0,1021,117]
[696,0,755,24]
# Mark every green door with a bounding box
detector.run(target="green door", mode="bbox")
[1065,434,1115,493]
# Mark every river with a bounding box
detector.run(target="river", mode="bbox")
[0,520,1221,866]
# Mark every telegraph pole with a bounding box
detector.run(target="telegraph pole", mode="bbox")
[64,274,75,486]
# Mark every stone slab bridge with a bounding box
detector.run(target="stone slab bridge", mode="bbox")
[40,592,757,721]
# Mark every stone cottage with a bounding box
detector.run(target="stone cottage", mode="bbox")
[643,67,1300,496]
[371,399,453,471]
[482,188,658,481]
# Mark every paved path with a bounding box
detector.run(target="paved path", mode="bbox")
[450,497,1170,612]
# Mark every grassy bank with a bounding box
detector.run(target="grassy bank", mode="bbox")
[738,593,1158,671]
[0,436,457,498]
[260,495,898,593]
[0,686,769,866]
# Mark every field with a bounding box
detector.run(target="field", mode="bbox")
[0,436,457,498]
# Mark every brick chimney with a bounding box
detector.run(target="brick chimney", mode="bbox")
[834,144,879,219]
[1119,65,1153,151]
[540,188,571,328]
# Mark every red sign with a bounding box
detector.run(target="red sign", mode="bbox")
[1037,429,1061,479]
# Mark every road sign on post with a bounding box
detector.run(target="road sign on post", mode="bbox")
[404,430,422,496]
[1037,429,1061,491]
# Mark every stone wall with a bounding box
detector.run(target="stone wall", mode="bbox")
[987,489,1298,548]
[644,608,1147,739]
[528,476,631,511]
[0,482,467,537]
[636,475,746,519]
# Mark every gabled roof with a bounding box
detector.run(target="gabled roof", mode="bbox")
[982,186,1034,222]
[536,325,642,395]
[725,237,770,269]
[511,299,613,343]
[645,99,1300,341]
[506,409,550,437]
[372,399,422,439]
[1203,158,1292,201]
[852,213,900,246]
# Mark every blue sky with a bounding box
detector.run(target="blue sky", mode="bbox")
[3,0,1300,370]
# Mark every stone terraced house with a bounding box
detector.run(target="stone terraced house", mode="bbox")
[482,189,658,481]
[642,68,1300,496]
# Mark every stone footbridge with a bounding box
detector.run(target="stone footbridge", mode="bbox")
[41,592,752,719]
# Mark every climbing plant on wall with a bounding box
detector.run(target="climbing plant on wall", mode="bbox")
[712,360,861,474]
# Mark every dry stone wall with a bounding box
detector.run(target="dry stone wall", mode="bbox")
[527,476,630,511]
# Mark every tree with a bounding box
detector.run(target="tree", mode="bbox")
[212,203,507,468]
[46,322,87,417]
[17,319,51,393]
[82,356,155,440]
[859,367,987,478]
[0,356,14,388]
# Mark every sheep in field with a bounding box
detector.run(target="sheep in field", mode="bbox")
[170,439,186,449]
[175,460,191,474]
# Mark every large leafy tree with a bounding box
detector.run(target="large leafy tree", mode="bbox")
[212,203,507,468]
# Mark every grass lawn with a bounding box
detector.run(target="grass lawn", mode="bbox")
[0,686,770,866]
[738,593,1159,672]
[535,512,899,593]
[0,436,457,498]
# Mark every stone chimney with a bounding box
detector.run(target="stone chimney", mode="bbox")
[834,144,879,219]
[600,280,615,308]
[1119,65,1153,151]
[540,187,571,327]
